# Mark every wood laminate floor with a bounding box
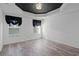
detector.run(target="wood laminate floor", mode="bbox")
[0,39,79,56]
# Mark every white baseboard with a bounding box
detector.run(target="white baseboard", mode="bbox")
[3,38,36,45]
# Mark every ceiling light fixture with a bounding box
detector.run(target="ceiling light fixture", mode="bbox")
[36,3,42,10]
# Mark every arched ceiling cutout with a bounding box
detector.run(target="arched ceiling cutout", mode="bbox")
[15,3,63,14]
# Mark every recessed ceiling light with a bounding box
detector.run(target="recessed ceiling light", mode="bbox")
[36,3,42,10]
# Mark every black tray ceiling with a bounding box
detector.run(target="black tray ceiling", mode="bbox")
[16,3,63,14]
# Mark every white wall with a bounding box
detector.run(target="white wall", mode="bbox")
[0,9,3,51]
[0,3,23,14]
[60,3,79,14]
[43,3,79,48]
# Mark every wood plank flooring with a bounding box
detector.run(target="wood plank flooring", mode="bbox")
[0,39,79,56]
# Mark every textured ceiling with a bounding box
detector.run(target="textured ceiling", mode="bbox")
[15,3,63,14]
